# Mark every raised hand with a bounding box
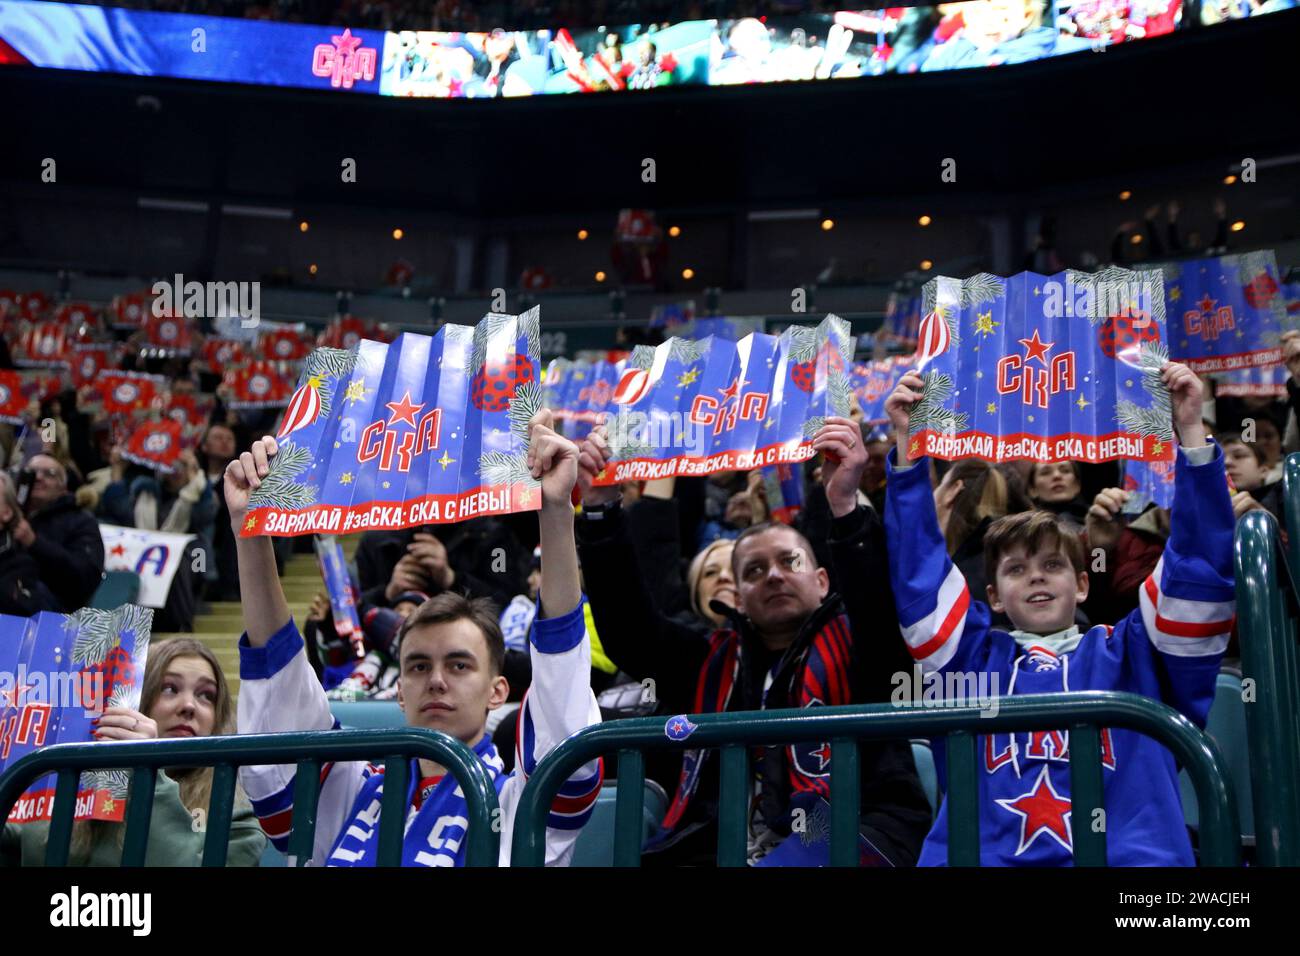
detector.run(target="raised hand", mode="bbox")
[812,416,867,518]
[1161,362,1205,448]
[527,409,580,511]
[1086,487,1131,553]
[576,424,620,507]
[92,706,158,742]
[885,370,926,463]
[224,435,277,533]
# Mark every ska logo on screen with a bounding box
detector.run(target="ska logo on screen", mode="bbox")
[312,28,377,89]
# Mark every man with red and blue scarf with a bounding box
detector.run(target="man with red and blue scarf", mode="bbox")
[576,416,931,866]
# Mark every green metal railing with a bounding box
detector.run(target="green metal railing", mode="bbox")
[0,728,500,867]
[1237,454,1300,866]
[511,692,1241,867]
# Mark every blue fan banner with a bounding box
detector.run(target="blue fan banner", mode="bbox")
[552,316,854,484]
[1160,250,1286,373]
[241,310,543,537]
[1,605,153,824]
[904,267,1175,464]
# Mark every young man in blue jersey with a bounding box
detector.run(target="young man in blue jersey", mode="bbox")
[883,361,1235,865]
[224,411,602,866]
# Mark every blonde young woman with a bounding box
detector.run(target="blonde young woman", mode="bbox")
[2,638,265,866]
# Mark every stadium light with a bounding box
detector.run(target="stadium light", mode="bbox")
[1131,234,1143,245]
[821,219,834,231]
[393,228,404,240]
[299,221,310,232]
[577,229,589,240]
[1231,221,1246,232]
[918,215,932,227]
[595,271,606,282]
[682,268,695,279]
[1223,175,1237,185]
[309,264,318,275]
[669,225,681,237]
[920,260,933,270]
[1118,190,1132,201]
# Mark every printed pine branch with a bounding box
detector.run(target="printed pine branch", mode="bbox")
[73,619,116,666]
[787,326,818,363]
[960,273,1006,308]
[802,416,826,440]
[249,475,319,510]
[1115,400,1174,441]
[670,337,708,364]
[629,344,657,371]
[828,371,854,418]
[508,380,543,441]
[610,435,655,462]
[306,347,356,381]
[84,770,131,799]
[268,439,313,479]
[478,451,533,485]
[518,307,541,360]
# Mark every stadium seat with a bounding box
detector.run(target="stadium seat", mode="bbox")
[570,780,670,867]
[328,700,405,729]
[911,739,939,821]
[89,571,140,610]
[1180,672,1254,847]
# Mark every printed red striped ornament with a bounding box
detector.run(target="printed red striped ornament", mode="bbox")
[612,367,651,405]
[278,379,323,438]
[913,310,951,371]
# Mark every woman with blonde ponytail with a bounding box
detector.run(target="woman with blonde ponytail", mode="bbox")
[2,638,265,866]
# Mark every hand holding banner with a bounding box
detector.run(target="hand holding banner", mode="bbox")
[904,267,1174,464]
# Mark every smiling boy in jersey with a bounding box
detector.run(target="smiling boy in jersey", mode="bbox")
[882,361,1236,865]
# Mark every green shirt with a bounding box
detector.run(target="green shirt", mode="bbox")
[1,770,266,867]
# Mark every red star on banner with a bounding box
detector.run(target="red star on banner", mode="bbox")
[717,376,747,403]
[1018,330,1054,366]
[1197,295,1217,315]
[332,27,363,56]
[995,765,1074,857]
[385,391,424,427]
[110,544,126,557]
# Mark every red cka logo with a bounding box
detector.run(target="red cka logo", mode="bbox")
[996,330,1076,410]
[1183,295,1236,342]
[688,375,769,436]
[312,29,377,90]
[357,391,443,473]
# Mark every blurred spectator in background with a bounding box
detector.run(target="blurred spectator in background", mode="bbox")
[0,471,60,615]
[200,424,241,600]
[14,453,104,612]
[1026,459,1089,531]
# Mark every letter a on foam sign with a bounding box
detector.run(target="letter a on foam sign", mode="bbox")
[241,310,545,538]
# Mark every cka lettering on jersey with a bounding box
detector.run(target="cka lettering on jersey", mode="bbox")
[984,728,1117,773]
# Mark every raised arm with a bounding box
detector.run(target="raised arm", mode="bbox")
[224,436,291,647]
[882,372,990,677]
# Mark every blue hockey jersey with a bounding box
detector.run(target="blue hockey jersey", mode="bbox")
[883,443,1236,866]
[236,597,603,867]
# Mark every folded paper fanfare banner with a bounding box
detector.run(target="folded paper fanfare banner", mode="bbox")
[583,315,855,485]
[1122,457,1176,513]
[1159,250,1286,373]
[2,604,154,824]
[904,267,1175,464]
[1213,363,1288,398]
[241,310,543,537]
[762,462,805,524]
[851,356,911,425]
[314,535,363,652]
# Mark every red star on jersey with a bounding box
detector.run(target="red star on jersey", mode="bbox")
[1018,329,1054,366]
[995,765,1074,857]
[384,391,424,427]
[1197,295,1217,315]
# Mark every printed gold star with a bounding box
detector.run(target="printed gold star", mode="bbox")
[518,487,536,508]
[1169,286,1182,302]
[307,374,323,389]
[334,441,341,449]
[437,451,455,470]
[100,797,116,815]
[677,367,701,387]
[1076,394,1090,410]
[1235,329,1245,338]
[975,370,984,380]
[244,516,257,531]
[1125,379,1134,388]
[595,469,607,482]
[343,378,369,406]
[986,402,997,414]
[909,438,920,455]
[339,471,354,485]
[1027,415,1035,423]
[1033,286,1042,296]
[764,418,775,429]
[382,481,390,489]
[1152,440,1165,455]
[973,311,998,337]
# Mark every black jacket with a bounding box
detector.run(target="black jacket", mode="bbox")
[354,517,527,611]
[0,532,61,616]
[577,497,930,866]
[26,493,105,612]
